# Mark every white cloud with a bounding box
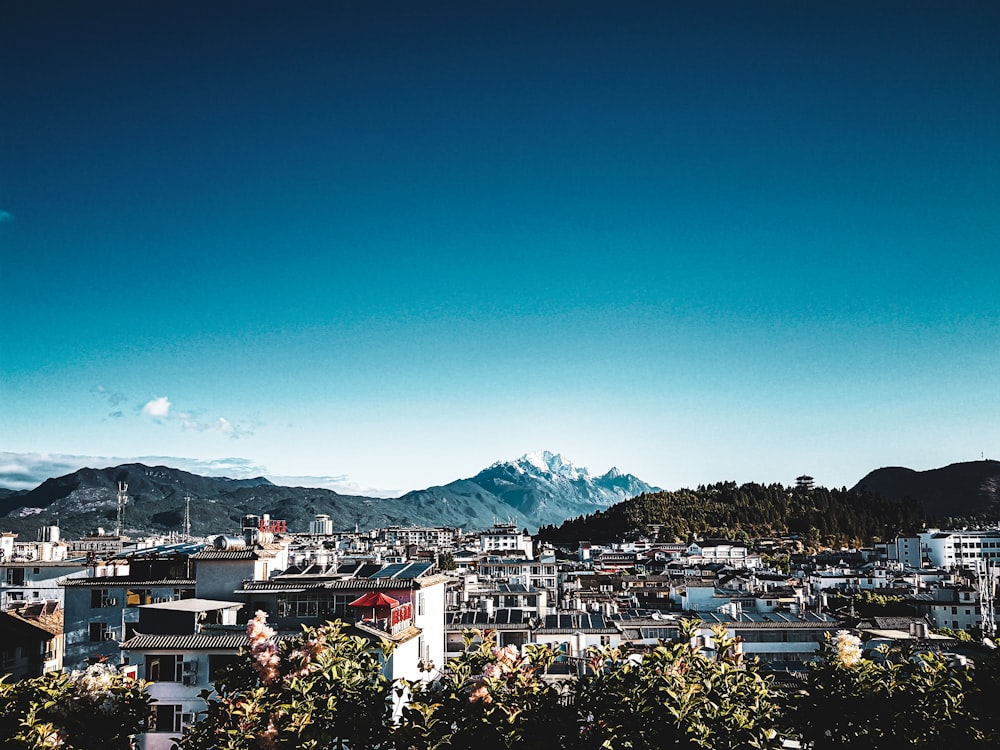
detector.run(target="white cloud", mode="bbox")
[142,396,172,418]
[100,388,256,440]
[0,210,12,223]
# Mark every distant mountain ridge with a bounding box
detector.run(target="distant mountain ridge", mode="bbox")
[398,451,659,529]
[852,460,1000,519]
[0,452,658,539]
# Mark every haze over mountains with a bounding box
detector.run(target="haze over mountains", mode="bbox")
[0,451,657,539]
[1,454,997,541]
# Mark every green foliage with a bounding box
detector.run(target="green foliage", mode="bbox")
[394,629,567,750]
[538,482,925,546]
[5,617,998,749]
[0,661,151,750]
[179,613,396,750]
[438,551,457,571]
[572,620,784,749]
[784,630,983,747]
[934,627,974,642]
[826,590,912,617]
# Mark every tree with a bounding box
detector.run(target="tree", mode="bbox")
[179,612,396,750]
[784,631,983,747]
[571,621,784,749]
[394,629,568,750]
[0,660,151,750]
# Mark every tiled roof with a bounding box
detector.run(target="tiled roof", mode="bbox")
[238,574,448,594]
[190,549,271,560]
[693,611,839,628]
[120,633,253,650]
[62,578,195,587]
[0,609,64,638]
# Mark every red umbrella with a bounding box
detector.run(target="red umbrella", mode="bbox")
[348,591,400,620]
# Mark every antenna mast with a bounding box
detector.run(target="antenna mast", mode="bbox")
[116,481,129,537]
[977,559,996,639]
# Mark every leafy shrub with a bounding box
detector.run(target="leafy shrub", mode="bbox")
[784,630,983,747]
[394,630,568,750]
[571,621,784,749]
[179,612,396,750]
[0,660,151,750]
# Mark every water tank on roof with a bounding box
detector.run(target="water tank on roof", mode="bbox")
[214,535,247,550]
[38,526,60,543]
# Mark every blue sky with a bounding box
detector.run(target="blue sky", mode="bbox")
[2,1,999,495]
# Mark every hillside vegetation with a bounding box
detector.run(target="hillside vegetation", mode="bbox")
[537,482,927,547]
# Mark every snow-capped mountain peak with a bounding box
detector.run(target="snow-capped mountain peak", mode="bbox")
[516,450,590,481]
[469,451,660,529]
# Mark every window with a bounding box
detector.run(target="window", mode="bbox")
[6,568,24,585]
[127,589,151,607]
[2,646,17,669]
[146,655,183,682]
[90,589,116,608]
[89,623,112,642]
[417,593,426,616]
[148,703,182,734]
[208,654,239,681]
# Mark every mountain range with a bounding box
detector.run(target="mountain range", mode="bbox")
[852,460,1000,520]
[2,455,997,542]
[0,451,658,539]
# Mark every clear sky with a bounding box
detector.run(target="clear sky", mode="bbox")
[2,1,999,496]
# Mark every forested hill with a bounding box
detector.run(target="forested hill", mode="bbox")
[536,482,927,547]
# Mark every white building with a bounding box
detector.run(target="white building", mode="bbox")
[888,529,1000,570]
[378,526,460,548]
[912,587,983,633]
[477,557,558,602]
[478,524,533,559]
[309,514,335,535]
[121,599,245,750]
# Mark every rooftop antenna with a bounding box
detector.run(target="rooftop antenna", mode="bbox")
[183,495,192,539]
[115,481,129,537]
[977,559,996,639]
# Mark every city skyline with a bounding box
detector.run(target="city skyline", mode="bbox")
[3,1,999,497]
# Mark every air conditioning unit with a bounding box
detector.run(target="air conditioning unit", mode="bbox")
[105,598,117,607]
[102,631,116,641]
[181,712,196,725]
[183,660,198,673]
[182,673,198,686]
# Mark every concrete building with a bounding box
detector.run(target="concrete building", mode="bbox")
[478,523,533,559]
[0,603,64,678]
[61,576,196,670]
[887,529,1000,570]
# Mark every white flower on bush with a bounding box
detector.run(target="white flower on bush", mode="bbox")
[51,662,124,717]
[832,630,862,668]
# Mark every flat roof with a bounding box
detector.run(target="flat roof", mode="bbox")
[138,598,243,612]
